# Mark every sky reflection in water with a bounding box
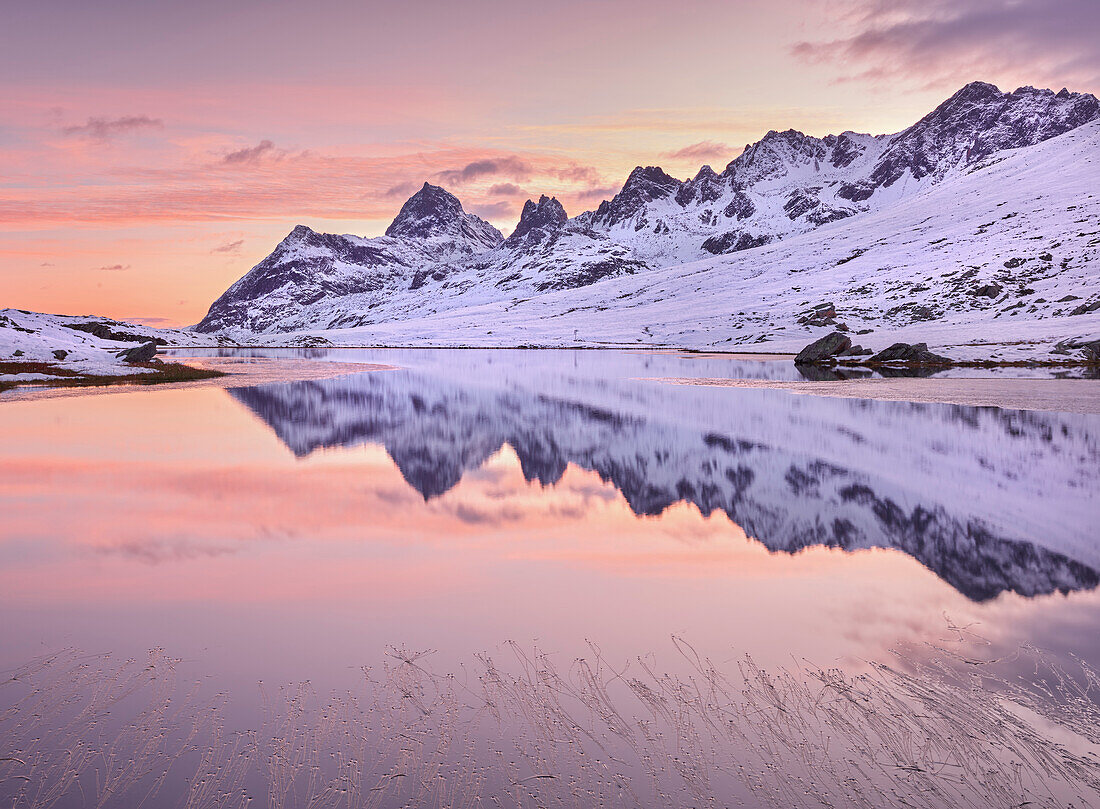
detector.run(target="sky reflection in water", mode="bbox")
[2,349,1100,806]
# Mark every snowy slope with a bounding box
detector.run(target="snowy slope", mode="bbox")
[226,349,1100,601]
[194,83,1100,359]
[0,309,215,380]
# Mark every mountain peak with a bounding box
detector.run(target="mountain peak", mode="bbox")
[623,165,679,193]
[953,80,1001,101]
[506,195,568,245]
[385,183,465,239]
[384,182,503,248]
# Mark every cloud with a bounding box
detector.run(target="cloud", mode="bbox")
[661,141,732,162]
[39,261,54,267]
[487,182,525,196]
[383,181,419,198]
[435,156,532,185]
[95,264,130,271]
[122,316,175,326]
[61,115,163,140]
[468,200,518,220]
[550,165,602,184]
[222,139,280,164]
[792,0,1100,91]
[211,239,244,254]
[574,186,618,201]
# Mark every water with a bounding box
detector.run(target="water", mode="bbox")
[2,349,1098,807]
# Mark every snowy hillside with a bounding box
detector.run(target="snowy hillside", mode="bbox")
[194,83,1100,360]
[226,349,1100,601]
[0,309,216,386]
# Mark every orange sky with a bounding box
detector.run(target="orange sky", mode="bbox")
[2,0,1097,326]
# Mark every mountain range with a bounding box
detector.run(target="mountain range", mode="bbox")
[193,82,1100,361]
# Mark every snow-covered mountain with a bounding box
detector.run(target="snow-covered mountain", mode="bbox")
[225,350,1100,601]
[194,83,1100,359]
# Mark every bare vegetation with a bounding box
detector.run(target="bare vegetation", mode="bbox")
[2,636,1098,808]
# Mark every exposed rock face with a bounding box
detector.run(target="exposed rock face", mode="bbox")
[63,321,168,345]
[701,231,771,255]
[588,166,681,228]
[794,332,851,364]
[868,82,1100,188]
[505,196,568,246]
[384,183,503,248]
[868,343,953,366]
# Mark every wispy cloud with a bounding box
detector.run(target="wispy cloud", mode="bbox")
[661,140,732,162]
[211,239,244,254]
[96,263,130,271]
[792,0,1100,91]
[573,186,618,201]
[468,200,518,221]
[222,139,281,165]
[435,156,533,185]
[487,182,525,196]
[383,181,419,199]
[62,115,163,140]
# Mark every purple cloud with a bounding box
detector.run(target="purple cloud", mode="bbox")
[436,156,532,185]
[487,182,525,196]
[62,115,163,140]
[222,139,279,164]
[793,0,1100,91]
[211,239,244,254]
[661,141,732,162]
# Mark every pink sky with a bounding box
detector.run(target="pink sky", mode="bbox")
[2,0,1097,326]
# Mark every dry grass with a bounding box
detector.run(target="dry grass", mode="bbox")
[2,637,1098,808]
[0,360,226,394]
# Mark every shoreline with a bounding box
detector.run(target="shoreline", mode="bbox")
[0,356,392,403]
[650,375,1100,415]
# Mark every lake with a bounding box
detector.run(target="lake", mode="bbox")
[2,349,1099,808]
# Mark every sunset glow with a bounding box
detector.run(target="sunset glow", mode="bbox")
[4,0,1097,325]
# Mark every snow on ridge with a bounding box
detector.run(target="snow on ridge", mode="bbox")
[190,83,1099,361]
[217,118,1100,362]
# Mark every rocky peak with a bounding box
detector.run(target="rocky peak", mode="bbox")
[722,129,830,184]
[676,164,725,206]
[872,81,1100,187]
[385,182,503,248]
[506,195,568,245]
[592,166,682,226]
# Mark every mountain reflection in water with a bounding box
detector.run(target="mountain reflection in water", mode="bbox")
[226,351,1100,603]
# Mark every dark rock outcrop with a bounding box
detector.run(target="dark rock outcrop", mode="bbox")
[63,322,168,345]
[794,332,852,365]
[867,342,953,366]
[116,341,159,363]
[506,195,568,246]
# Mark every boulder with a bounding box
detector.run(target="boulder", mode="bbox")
[1081,340,1100,363]
[867,342,954,366]
[116,341,159,363]
[970,283,1002,299]
[794,332,851,365]
[52,349,69,360]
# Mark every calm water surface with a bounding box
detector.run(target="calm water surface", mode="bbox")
[2,349,1098,808]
